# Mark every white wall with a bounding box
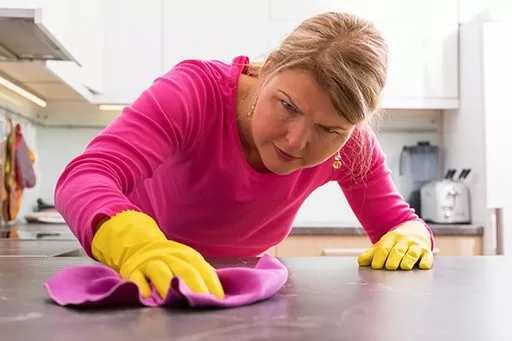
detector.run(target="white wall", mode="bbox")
[35,127,103,203]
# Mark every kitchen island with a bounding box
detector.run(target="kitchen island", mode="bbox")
[0,256,509,340]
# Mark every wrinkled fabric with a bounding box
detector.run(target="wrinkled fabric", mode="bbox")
[44,255,288,308]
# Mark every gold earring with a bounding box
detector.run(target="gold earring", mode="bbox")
[248,104,255,119]
[332,151,341,169]
[248,97,258,119]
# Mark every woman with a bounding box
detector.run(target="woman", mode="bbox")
[55,12,434,300]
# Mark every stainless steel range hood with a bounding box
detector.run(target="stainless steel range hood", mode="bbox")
[0,7,77,62]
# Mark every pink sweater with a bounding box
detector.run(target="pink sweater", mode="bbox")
[55,55,430,258]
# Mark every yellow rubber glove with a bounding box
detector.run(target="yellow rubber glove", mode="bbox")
[91,210,225,299]
[358,221,434,270]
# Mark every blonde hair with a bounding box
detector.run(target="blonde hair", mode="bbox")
[246,12,389,181]
[247,11,388,125]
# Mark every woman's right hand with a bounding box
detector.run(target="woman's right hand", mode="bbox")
[91,210,224,299]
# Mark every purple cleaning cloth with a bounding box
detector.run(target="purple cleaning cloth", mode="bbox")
[44,254,288,308]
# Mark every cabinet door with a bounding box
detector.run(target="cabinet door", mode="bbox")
[482,22,512,208]
[102,0,163,103]
[269,0,459,109]
[163,0,270,70]
[269,0,458,23]
[0,0,104,92]
[459,0,512,23]
[39,0,104,93]
[270,20,459,108]
[0,0,42,9]
[378,22,459,107]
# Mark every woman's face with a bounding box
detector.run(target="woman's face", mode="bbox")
[250,69,356,175]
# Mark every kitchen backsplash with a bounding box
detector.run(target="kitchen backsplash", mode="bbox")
[36,126,102,203]
[34,109,442,227]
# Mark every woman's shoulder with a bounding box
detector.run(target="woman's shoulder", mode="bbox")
[335,124,386,185]
[161,55,250,88]
[342,124,380,157]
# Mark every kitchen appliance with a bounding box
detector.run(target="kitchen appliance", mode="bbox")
[0,8,77,61]
[420,169,471,224]
[399,141,440,216]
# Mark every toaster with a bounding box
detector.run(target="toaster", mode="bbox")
[420,179,471,224]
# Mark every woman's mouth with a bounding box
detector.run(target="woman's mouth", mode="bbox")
[273,144,300,162]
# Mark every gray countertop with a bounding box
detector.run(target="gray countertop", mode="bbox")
[290,224,484,236]
[0,222,482,259]
[0,256,509,340]
[0,222,484,243]
[0,239,81,257]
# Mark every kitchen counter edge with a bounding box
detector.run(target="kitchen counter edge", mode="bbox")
[290,224,483,236]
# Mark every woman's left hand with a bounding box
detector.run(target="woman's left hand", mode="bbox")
[357,221,434,270]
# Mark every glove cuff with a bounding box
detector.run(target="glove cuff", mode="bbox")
[91,210,167,270]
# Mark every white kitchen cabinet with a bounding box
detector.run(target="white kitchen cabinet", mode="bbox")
[482,21,512,208]
[0,0,41,9]
[442,11,512,255]
[163,0,270,70]
[102,0,163,103]
[378,22,458,108]
[459,0,512,22]
[39,0,104,93]
[1,0,460,109]
[269,20,458,109]
[268,0,459,109]
[270,0,458,23]
[0,0,104,93]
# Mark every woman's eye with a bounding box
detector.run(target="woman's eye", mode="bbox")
[281,100,296,112]
[321,126,339,135]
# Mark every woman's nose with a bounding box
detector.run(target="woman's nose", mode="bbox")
[285,121,310,151]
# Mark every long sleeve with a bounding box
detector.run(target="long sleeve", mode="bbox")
[337,127,433,245]
[54,60,215,256]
